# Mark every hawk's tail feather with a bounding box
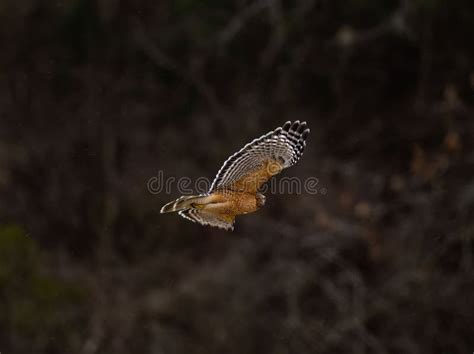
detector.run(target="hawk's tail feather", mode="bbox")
[178,209,235,231]
[160,194,208,213]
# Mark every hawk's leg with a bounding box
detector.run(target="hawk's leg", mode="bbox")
[256,193,266,208]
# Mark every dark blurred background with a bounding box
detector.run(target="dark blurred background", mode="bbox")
[1,0,473,353]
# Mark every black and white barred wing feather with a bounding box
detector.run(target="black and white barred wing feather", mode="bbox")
[178,209,234,231]
[209,121,310,193]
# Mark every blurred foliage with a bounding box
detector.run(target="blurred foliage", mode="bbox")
[340,0,399,26]
[414,0,442,13]
[0,225,85,352]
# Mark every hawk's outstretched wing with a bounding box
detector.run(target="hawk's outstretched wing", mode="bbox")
[178,209,235,231]
[209,121,310,194]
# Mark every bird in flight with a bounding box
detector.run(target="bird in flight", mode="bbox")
[160,121,310,230]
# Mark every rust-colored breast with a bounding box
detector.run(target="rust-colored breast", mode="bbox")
[214,190,258,216]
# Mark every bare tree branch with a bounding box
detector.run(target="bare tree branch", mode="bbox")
[132,20,229,120]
